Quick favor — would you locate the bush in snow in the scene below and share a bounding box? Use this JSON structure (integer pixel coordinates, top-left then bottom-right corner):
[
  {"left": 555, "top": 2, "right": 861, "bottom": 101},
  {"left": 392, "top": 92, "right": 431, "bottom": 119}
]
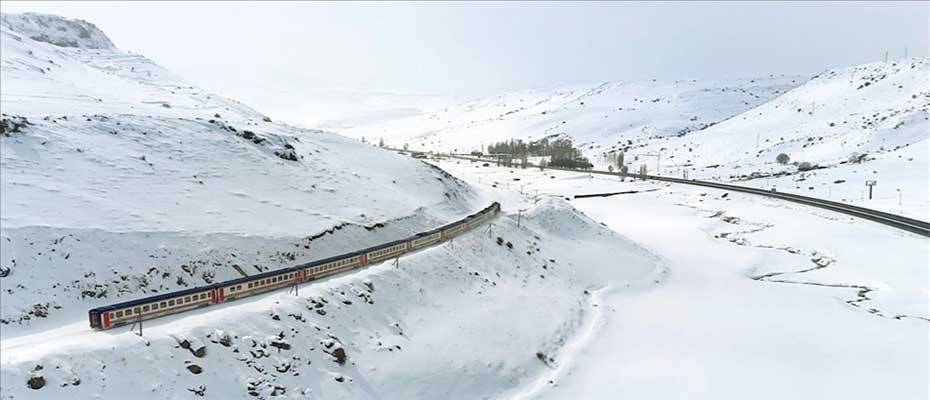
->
[
  {"left": 275, "top": 145, "right": 298, "bottom": 161},
  {"left": 27, "top": 366, "right": 45, "bottom": 390},
  {"left": 775, "top": 153, "right": 790, "bottom": 165},
  {"left": 848, "top": 152, "right": 868, "bottom": 164},
  {"left": 0, "top": 115, "right": 31, "bottom": 136},
  {"left": 797, "top": 161, "right": 817, "bottom": 172}
]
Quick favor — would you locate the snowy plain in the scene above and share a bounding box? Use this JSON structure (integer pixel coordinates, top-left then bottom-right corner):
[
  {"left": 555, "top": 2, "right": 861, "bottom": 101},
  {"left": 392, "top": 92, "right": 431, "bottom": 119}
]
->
[{"left": 427, "top": 158, "right": 929, "bottom": 399}]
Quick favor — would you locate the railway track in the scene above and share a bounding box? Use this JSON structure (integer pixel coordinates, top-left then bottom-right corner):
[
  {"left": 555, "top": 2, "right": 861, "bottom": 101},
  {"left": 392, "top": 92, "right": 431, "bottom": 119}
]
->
[{"left": 430, "top": 153, "right": 930, "bottom": 237}]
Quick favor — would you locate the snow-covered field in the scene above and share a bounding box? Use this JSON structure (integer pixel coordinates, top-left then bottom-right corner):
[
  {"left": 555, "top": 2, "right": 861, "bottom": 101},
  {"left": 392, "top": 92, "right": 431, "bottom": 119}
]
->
[{"left": 428, "top": 158, "right": 929, "bottom": 399}]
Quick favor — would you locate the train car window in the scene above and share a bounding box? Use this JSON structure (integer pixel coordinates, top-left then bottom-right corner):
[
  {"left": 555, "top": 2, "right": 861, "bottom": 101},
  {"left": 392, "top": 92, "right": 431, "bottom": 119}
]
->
[
  {"left": 116, "top": 311, "right": 123, "bottom": 317},
  {"left": 169, "top": 300, "right": 175, "bottom": 306},
  {"left": 161, "top": 302, "right": 167, "bottom": 308},
  {"left": 143, "top": 305, "right": 150, "bottom": 312},
  {"left": 248, "top": 283, "right": 253, "bottom": 288},
  {"left": 236, "top": 285, "right": 241, "bottom": 290},
  {"left": 200, "top": 293, "right": 206, "bottom": 300},
  {"left": 110, "top": 312, "right": 115, "bottom": 319},
  {"left": 134, "top": 307, "right": 141, "bottom": 314}
]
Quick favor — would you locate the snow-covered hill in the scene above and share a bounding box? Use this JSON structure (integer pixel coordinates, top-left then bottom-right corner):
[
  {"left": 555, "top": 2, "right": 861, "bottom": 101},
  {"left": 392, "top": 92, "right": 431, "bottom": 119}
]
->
[
  {"left": 346, "top": 59, "right": 929, "bottom": 218},
  {"left": 0, "top": 13, "right": 664, "bottom": 399},
  {"left": 343, "top": 76, "right": 802, "bottom": 157},
  {"left": 263, "top": 88, "right": 456, "bottom": 132},
  {"left": 0, "top": 12, "right": 114, "bottom": 49},
  {"left": 657, "top": 59, "right": 930, "bottom": 217},
  {"left": 0, "top": 10, "right": 489, "bottom": 328},
  {"left": 0, "top": 12, "right": 477, "bottom": 237}
]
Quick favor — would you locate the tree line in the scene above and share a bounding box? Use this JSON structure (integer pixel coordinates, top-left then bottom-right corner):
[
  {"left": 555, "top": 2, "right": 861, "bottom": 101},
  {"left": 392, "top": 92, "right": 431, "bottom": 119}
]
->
[{"left": 486, "top": 137, "right": 593, "bottom": 169}]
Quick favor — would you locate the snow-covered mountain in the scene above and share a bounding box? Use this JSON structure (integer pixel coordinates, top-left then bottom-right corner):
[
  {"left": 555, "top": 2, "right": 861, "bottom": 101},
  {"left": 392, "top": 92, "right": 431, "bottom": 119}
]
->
[
  {"left": 258, "top": 88, "right": 456, "bottom": 132},
  {"left": 0, "top": 12, "right": 114, "bottom": 49},
  {"left": 345, "top": 59, "right": 930, "bottom": 218},
  {"left": 0, "top": 12, "right": 476, "bottom": 236},
  {"left": 343, "top": 76, "right": 803, "bottom": 156},
  {"left": 653, "top": 59, "right": 930, "bottom": 217}
]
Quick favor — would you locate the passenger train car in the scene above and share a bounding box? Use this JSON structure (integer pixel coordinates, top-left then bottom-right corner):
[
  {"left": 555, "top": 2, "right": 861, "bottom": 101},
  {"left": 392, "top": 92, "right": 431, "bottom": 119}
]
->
[{"left": 88, "top": 202, "right": 500, "bottom": 330}]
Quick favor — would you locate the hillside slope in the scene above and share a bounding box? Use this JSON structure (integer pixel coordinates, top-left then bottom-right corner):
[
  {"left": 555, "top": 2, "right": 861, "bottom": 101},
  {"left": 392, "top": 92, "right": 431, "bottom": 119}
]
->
[
  {"left": 661, "top": 59, "right": 930, "bottom": 217},
  {"left": 346, "top": 59, "right": 929, "bottom": 217},
  {"left": 1, "top": 13, "right": 665, "bottom": 399},
  {"left": 343, "top": 76, "right": 802, "bottom": 158},
  {"left": 1, "top": 13, "right": 478, "bottom": 236},
  {"left": 0, "top": 12, "right": 482, "bottom": 331}
]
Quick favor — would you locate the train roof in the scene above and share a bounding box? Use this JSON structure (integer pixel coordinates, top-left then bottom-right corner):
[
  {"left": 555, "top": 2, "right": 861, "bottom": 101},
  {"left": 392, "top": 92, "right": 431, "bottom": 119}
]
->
[
  {"left": 89, "top": 203, "right": 499, "bottom": 314},
  {"left": 90, "top": 284, "right": 217, "bottom": 313}
]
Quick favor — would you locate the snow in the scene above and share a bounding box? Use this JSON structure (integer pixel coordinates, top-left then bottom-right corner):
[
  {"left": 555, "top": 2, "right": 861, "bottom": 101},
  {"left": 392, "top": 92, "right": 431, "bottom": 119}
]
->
[
  {"left": 1, "top": 13, "right": 114, "bottom": 50},
  {"left": 344, "top": 59, "right": 930, "bottom": 218},
  {"left": 262, "top": 88, "right": 457, "bottom": 132},
  {"left": 0, "top": 195, "right": 663, "bottom": 399},
  {"left": 2, "top": 11, "right": 926, "bottom": 400},
  {"left": 1, "top": 12, "right": 664, "bottom": 400},
  {"left": 0, "top": 13, "right": 477, "bottom": 236},
  {"left": 344, "top": 77, "right": 801, "bottom": 156},
  {"left": 429, "top": 158, "right": 929, "bottom": 399}
]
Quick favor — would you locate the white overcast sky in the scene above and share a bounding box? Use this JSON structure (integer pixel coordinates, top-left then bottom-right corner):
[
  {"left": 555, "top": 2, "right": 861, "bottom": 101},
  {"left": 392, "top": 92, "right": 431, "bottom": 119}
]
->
[{"left": 1, "top": 1, "right": 927, "bottom": 104}]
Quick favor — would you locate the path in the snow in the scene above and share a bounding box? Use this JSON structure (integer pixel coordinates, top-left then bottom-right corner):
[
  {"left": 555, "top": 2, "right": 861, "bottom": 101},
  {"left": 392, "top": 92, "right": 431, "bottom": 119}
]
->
[{"left": 508, "top": 287, "right": 606, "bottom": 400}]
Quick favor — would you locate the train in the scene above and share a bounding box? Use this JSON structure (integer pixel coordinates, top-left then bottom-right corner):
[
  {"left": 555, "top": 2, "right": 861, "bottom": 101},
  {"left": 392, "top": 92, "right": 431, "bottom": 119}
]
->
[{"left": 88, "top": 202, "right": 501, "bottom": 330}]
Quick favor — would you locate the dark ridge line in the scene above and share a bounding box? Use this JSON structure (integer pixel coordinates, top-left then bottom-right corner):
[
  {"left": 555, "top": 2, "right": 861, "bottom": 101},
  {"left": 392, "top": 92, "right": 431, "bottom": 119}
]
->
[{"left": 573, "top": 188, "right": 660, "bottom": 199}]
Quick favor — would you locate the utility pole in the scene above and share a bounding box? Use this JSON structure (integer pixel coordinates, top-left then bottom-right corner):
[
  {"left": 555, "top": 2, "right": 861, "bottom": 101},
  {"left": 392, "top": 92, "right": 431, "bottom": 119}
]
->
[
  {"left": 130, "top": 314, "right": 143, "bottom": 337},
  {"left": 865, "top": 180, "right": 877, "bottom": 200}
]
